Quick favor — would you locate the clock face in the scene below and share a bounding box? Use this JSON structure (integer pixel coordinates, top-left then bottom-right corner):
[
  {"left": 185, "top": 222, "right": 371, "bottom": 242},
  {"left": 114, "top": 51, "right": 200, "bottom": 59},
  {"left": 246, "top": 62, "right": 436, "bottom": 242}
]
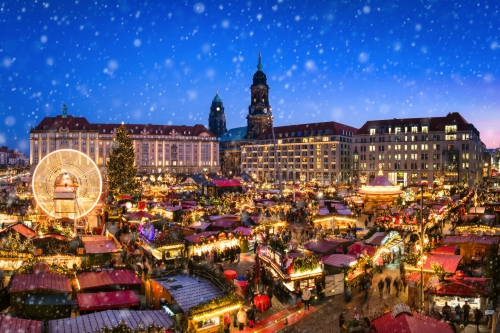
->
[
  {"left": 262, "top": 98, "right": 265, "bottom": 102},
  {"left": 253, "top": 98, "right": 256, "bottom": 102},
  {"left": 263, "top": 108, "right": 268, "bottom": 113},
  {"left": 216, "top": 107, "right": 220, "bottom": 111},
  {"left": 250, "top": 108, "right": 254, "bottom": 114}
]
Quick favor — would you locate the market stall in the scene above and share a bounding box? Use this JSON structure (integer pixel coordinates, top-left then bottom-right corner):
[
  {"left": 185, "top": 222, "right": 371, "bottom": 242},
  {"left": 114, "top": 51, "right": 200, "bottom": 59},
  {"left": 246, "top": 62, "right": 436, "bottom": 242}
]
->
[
  {"left": 185, "top": 231, "right": 240, "bottom": 262},
  {"left": 256, "top": 245, "right": 323, "bottom": 297}
]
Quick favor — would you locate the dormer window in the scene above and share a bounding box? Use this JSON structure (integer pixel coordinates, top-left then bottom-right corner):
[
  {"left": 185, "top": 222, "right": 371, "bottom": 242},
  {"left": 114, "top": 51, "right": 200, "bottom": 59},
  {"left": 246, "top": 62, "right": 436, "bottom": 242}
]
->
[
  {"left": 369, "top": 128, "right": 376, "bottom": 135},
  {"left": 422, "top": 125, "right": 429, "bottom": 133},
  {"left": 103, "top": 129, "right": 106, "bottom": 133}
]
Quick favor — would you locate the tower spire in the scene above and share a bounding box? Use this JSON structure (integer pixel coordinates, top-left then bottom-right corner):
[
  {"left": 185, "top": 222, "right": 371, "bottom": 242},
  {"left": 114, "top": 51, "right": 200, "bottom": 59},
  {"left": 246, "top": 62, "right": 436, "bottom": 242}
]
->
[{"left": 257, "top": 51, "right": 263, "bottom": 72}]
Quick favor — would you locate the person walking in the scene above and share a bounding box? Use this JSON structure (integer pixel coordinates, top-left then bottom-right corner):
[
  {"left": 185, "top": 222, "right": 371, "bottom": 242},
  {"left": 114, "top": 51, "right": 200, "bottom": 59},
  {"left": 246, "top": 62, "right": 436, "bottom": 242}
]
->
[
  {"left": 473, "top": 308, "right": 483, "bottom": 333},
  {"left": 339, "top": 311, "right": 346, "bottom": 330},
  {"left": 393, "top": 277, "right": 400, "bottom": 297},
  {"left": 385, "top": 275, "right": 392, "bottom": 294},
  {"left": 402, "top": 277, "right": 407, "bottom": 293},
  {"left": 442, "top": 302, "right": 452, "bottom": 321},
  {"left": 247, "top": 301, "right": 257, "bottom": 328},
  {"left": 378, "top": 279, "right": 384, "bottom": 298},
  {"left": 455, "top": 303, "right": 463, "bottom": 325},
  {"left": 463, "top": 300, "right": 471, "bottom": 326},
  {"left": 302, "top": 287, "right": 312, "bottom": 310},
  {"left": 237, "top": 306, "right": 247, "bottom": 331},
  {"left": 266, "top": 285, "right": 274, "bottom": 308}
]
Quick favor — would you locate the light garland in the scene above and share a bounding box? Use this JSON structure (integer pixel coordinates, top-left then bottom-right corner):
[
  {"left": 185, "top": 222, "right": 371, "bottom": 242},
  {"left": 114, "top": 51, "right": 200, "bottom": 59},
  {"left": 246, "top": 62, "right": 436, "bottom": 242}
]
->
[{"left": 192, "top": 303, "right": 241, "bottom": 322}]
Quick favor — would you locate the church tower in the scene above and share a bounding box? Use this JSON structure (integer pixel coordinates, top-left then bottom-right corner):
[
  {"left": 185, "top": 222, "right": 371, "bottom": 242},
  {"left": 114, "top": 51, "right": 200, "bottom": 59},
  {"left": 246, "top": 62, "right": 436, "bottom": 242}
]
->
[
  {"left": 246, "top": 54, "right": 272, "bottom": 139},
  {"left": 208, "top": 91, "right": 227, "bottom": 136}
]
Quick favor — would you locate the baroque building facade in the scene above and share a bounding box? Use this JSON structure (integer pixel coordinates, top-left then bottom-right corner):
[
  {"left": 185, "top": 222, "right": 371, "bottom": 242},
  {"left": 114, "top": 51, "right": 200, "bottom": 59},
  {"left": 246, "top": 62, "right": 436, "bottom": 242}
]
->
[
  {"left": 352, "top": 112, "right": 484, "bottom": 188},
  {"left": 241, "top": 122, "right": 358, "bottom": 184},
  {"left": 30, "top": 109, "right": 219, "bottom": 177}
]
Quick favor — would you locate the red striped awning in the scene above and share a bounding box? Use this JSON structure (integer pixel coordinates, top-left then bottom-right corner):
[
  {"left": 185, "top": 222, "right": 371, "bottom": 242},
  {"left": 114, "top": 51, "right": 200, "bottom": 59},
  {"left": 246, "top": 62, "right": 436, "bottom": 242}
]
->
[{"left": 77, "top": 290, "right": 139, "bottom": 311}]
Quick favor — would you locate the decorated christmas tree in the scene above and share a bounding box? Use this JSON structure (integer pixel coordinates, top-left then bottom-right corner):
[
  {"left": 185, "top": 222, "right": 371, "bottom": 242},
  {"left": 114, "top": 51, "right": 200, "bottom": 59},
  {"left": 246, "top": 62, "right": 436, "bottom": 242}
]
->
[{"left": 106, "top": 123, "right": 141, "bottom": 198}]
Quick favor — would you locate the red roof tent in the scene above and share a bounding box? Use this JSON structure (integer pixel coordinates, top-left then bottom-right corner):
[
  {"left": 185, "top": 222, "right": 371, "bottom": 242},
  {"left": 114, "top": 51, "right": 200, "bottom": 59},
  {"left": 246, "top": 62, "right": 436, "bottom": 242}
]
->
[
  {"left": 431, "top": 245, "right": 457, "bottom": 255},
  {"left": 211, "top": 179, "right": 242, "bottom": 187},
  {"left": 77, "top": 290, "right": 139, "bottom": 311},
  {"left": 233, "top": 227, "right": 252, "bottom": 236},
  {"left": 304, "top": 238, "right": 351, "bottom": 254},
  {"left": 321, "top": 254, "right": 356, "bottom": 267},
  {"left": 371, "top": 310, "right": 454, "bottom": 333},
  {"left": 422, "top": 254, "right": 463, "bottom": 273},
  {"left": 211, "top": 219, "right": 240, "bottom": 229},
  {"left": 432, "top": 283, "right": 485, "bottom": 297},
  {"left": 441, "top": 235, "right": 500, "bottom": 245},
  {"left": 0, "top": 315, "right": 43, "bottom": 333},
  {"left": 347, "top": 242, "right": 376, "bottom": 257},
  {"left": 9, "top": 272, "right": 72, "bottom": 293},
  {"left": 9, "top": 223, "right": 36, "bottom": 239},
  {"left": 77, "top": 270, "right": 143, "bottom": 290},
  {"left": 184, "top": 231, "right": 218, "bottom": 243},
  {"left": 82, "top": 236, "right": 120, "bottom": 254}
]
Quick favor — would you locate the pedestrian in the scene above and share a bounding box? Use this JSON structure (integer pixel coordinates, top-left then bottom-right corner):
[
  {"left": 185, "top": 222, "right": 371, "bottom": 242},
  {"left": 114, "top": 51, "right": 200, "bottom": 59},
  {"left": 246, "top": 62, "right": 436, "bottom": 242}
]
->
[
  {"left": 473, "top": 308, "right": 483, "bottom": 332},
  {"left": 266, "top": 285, "right": 273, "bottom": 308},
  {"left": 247, "top": 301, "right": 256, "bottom": 328},
  {"left": 442, "top": 302, "right": 452, "bottom": 321},
  {"left": 223, "top": 312, "right": 231, "bottom": 328},
  {"left": 463, "top": 300, "right": 471, "bottom": 326},
  {"left": 354, "top": 310, "right": 360, "bottom": 321},
  {"left": 302, "top": 287, "right": 312, "bottom": 310},
  {"left": 378, "top": 279, "right": 384, "bottom": 298},
  {"left": 237, "top": 306, "right": 247, "bottom": 331},
  {"left": 393, "top": 277, "right": 400, "bottom": 297},
  {"left": 402, "top": 277, "right": 407, "bottom": 293},
  {"left": 385, "top": 275, "right": 392, "bottom": 294},
  {"left": 237, "top": 245, "right": 241, "bottom": 263},
  {"left": 455, "top": 303, "right": 463, "bottom": 325},
  {"left": 339, "top": 311, "right": 346, "bottom": 329}
]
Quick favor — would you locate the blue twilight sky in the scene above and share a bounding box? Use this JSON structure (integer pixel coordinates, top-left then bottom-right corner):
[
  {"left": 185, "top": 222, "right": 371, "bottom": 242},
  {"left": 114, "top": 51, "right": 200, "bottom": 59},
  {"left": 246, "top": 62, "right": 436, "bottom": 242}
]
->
[{"left": 1, "top": 0, "right": 499, "bottom": 154}]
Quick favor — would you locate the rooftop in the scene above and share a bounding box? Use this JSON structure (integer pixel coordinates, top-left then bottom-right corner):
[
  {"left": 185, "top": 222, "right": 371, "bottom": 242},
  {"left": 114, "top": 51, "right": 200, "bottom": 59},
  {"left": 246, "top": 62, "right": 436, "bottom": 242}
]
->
[
  {"left": 153, "top": 275, "right": 223, "bottom": 313},
  {"left": 9, "top": 272, "right": 72, "bottom": 293},
  {"left": 0, "top": 315, "right": 43, "bottom": 333},
  {"left": 48, "top": 310, "right": 173, "bottom": 333},
  {"left": 77, "top": 269, "right": 143, "bottom": 290},
  {"left": 255, "top": 121, "right": 358, "bottom": 140},
  {"left": 77, "top": 290, "right": 139, "bottom": 312},
  {"left": 441, "top": 235, "right": 499, "bottom": 245}
]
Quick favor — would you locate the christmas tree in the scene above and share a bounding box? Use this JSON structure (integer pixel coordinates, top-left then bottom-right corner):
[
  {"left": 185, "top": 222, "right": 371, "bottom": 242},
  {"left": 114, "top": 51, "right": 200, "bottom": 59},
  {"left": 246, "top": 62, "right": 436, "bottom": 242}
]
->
[{"left": 106, "top": 123, "right": 141, "bottom": 198}]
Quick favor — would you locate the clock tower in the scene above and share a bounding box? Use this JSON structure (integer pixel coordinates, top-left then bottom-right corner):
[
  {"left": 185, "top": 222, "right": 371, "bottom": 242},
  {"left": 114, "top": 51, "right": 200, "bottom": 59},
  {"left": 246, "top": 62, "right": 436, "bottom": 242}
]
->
[
  {"left": 246, "top": 54, "right": 272, "bottom": 139},
  {"left": 208, "top": 91, "right": 227, "bottom": 136}
]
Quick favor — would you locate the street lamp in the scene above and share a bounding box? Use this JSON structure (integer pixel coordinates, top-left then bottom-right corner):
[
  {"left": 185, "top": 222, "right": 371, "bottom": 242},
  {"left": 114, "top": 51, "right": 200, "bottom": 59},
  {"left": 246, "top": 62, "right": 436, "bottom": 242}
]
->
[{"left": 415, "top": 182, "right": 427, "bottom": 311}]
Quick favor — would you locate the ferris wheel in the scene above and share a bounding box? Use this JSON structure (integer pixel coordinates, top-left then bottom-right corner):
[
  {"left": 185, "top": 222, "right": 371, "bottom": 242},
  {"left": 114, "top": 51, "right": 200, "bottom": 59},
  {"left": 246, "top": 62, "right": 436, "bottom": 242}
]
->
[{"left": 32, "top": 149, "right": 102, "bottom": 220}]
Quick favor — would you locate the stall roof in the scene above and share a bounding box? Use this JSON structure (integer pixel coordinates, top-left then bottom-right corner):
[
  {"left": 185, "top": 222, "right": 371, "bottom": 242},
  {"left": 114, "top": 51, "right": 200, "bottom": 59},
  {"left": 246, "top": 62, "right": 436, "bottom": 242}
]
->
[
  {"left": 184, "top": 231, "right": 218, "bottom": 243},
  {"left": 208, "top": 214, "right": 238, "bottom": 221},
  {"left": 347, "top": 242, "right": 376, "bottom": 257},
  {"left": 442, "top": 235, "right": 499, "bottom": 246},
  {"left": 82, "top": 236, "right": 120, "bottom": 254},
  {"left": 77, "top": 290, "right": 139, "bottom": 311},
  {"left": 77, "top": 270, "right": 143, "bottom": 290},
  {"left": 186, "top": 222, "right": 211, "bottom": 230},
  {"left": 432, "top": 282, "right": 483, "bottom": 297},
  {"left": 211, "top": 219, "right": 239, "bottom": 228},
  {"left": 211, "top": 179, "right": 242, "bottom": 187},
  {"left": 9, "top": 272, "right": 72, "bottom": 293},
  {"left": 321, "top": 254, "right": 356, "bottom": 267},
  {"left": 32, "top": 233, "right": 71, "bottom": 242},
  {"left": 423, "top": 254, "right": 463, "bottom": 273},
  {"left": 0, "top": 315, "right": 43, "bottom": 333},
  {"left": 48, "top": 310, "right": 173, "bottom": 333},
  {"left": 304, "top": 239, "right": 347, "bottom": 254},
  {"left": 431, "top": 245, "right": 457, "bottom": 255},
  {"left": 233, "top": 227, "right": 252, "bottom": 236},
  {"left": 365, "top": 232, "right": 387, "bottom": 246},
  {"left": 371, "top": 309, "right": 453, "bottom": 333},
  {"left": 153, "top": 275, "right": 223, "bottom": 313},
  {"left": 1, "top": 222, "right": 37, "bottom": 239}
]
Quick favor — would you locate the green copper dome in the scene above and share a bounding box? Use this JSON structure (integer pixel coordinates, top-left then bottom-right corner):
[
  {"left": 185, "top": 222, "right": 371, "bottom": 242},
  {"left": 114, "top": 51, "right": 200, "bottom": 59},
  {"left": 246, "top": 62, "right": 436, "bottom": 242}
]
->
[{"left": 212, "top": 92, "right": 222, "bottom": 103}]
